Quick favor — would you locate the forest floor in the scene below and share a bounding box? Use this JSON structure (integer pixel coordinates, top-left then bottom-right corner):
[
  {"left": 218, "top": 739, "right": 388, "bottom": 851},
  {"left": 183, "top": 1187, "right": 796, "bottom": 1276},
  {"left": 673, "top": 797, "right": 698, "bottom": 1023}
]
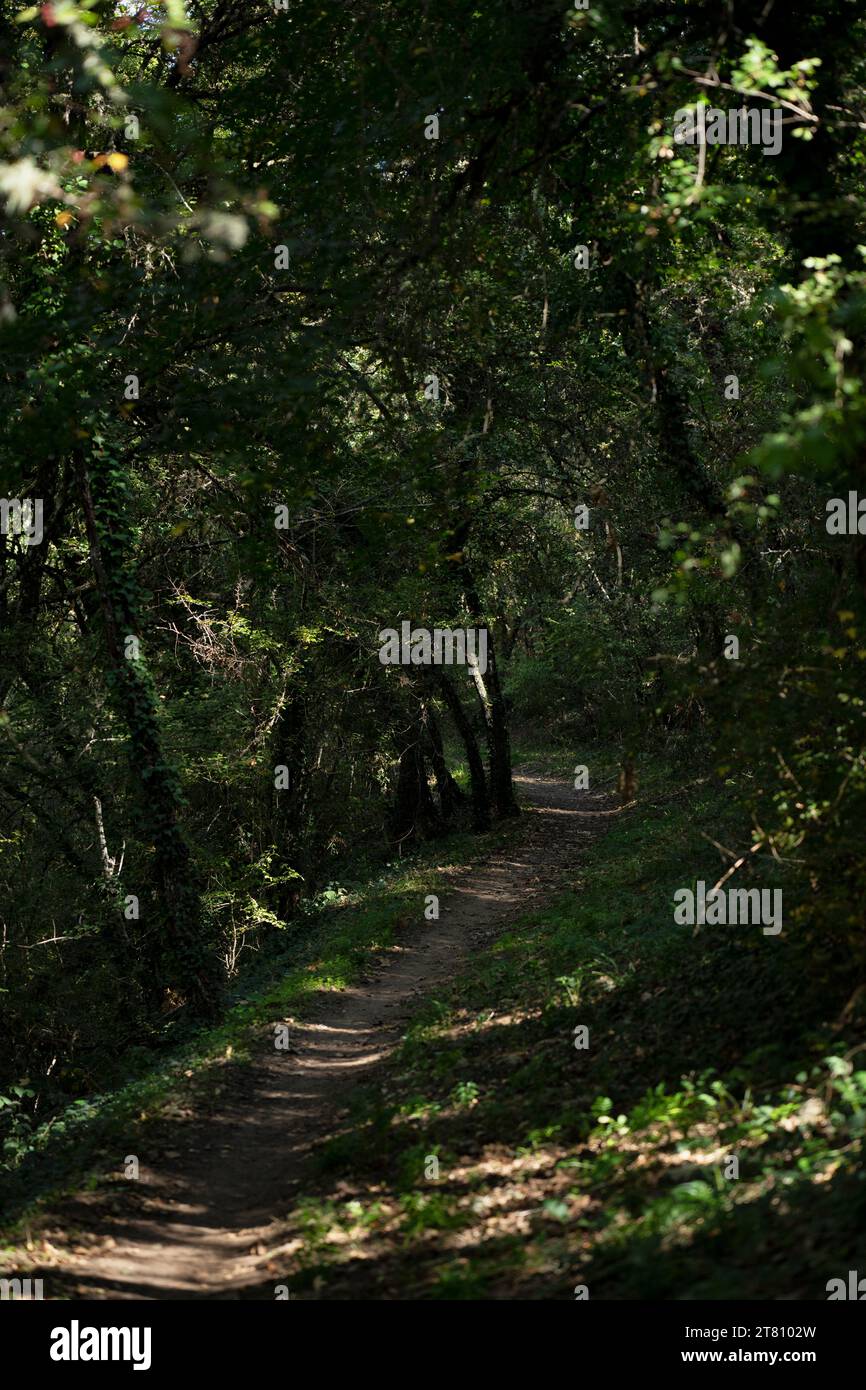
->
[
  {"left": 6, "top": 752, "right": 864, "bottom": 1300},
  {"left": 15, "top": 770, "right": 613, "bottom": 1299}
]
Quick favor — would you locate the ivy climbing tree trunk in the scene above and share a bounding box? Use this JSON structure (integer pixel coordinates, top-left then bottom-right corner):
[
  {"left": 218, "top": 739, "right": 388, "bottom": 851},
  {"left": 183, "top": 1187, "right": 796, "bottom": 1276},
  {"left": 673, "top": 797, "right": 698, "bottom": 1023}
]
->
[{"left": 77, "top": 446, "right": 222, "bottom": 1018}]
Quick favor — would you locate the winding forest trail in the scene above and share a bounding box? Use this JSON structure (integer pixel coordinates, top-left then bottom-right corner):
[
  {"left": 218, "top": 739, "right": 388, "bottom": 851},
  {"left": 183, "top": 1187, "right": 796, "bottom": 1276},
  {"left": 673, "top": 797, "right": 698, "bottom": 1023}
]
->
[{"left": 40, "top": 772, "right": 612, "bottom": 1299}]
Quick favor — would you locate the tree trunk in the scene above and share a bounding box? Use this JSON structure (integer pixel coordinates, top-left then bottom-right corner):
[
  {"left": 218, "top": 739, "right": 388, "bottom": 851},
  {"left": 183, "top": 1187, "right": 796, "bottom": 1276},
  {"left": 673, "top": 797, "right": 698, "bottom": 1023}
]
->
[
  {"left": 422, "top": 697, "right": 466, "bottom": 819},
  {"left": 270, "top": 683, "right": 308, "bottom": 918},
  {"left": 389, "top": 715, "right": 440, "bottom": 846},
  {"left": 466, "top": 638, "right": 519, "bottom": 818},
  {"left": 78, "top": 449, "right": 221, "bottom": 1018},
  {"left": 435, "top": 671, "right": 491, "bottom": 831}
]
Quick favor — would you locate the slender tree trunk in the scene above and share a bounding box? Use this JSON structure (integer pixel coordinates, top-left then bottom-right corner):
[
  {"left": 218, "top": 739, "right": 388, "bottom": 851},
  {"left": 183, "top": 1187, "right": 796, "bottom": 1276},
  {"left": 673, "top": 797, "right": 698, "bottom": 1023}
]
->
[
  {"left": 270, "top": 684, "right": 308, "bottom": 918},
  {"left": 435, "top": 671, "right": 491, "bottom": 831},
  {"left": 422, "top": 698, "right": 465, "bottom": 819},
  {"left": 448, "top": 531, "right": 519, "bottom": 818},
  {"left": 466, "top": 637, "right": 519, "bottom": 818},
  {"left": 437, "top": 426, "right": 519, "bottom": 820}
]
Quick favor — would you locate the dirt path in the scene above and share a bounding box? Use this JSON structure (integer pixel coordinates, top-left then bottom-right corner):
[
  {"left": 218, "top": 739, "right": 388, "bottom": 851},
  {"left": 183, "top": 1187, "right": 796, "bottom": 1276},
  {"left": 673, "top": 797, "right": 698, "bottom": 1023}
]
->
[{"left": 35, "top": 772, "right": 610, "bottom": 1299}]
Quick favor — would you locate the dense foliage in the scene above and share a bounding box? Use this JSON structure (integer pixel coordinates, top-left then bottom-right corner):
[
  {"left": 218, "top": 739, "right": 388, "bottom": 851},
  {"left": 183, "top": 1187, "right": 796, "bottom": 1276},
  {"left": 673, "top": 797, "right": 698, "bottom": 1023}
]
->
[{"left": 2, "top": 0, "right": 865, "bottom": 1211}]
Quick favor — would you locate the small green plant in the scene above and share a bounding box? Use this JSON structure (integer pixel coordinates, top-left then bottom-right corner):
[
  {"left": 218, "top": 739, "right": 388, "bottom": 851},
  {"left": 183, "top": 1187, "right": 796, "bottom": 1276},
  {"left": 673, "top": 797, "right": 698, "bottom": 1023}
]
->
[{"left": 450, "top": 1080, "right": 480, "bottom": 1108}]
